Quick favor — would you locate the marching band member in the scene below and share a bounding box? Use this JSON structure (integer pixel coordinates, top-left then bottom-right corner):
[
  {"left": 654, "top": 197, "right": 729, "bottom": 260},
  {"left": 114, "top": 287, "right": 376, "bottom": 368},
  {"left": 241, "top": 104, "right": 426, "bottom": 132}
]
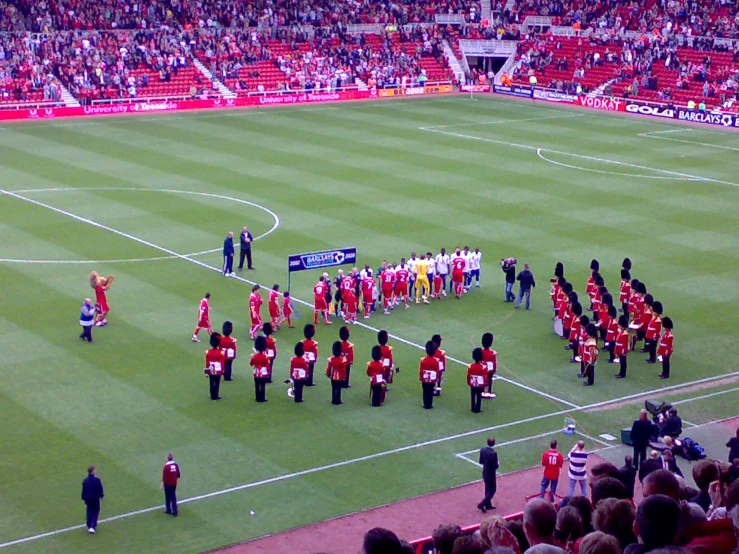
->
[
  {"left": 645, "top": 301, "right": 663, "bottom": 364},
  {"left": 419, "top": 341, "right": 439, "bottom": 410},
  {"left": 301, "top": 324, "right": 318, "bottom": 386},
  {"left": 568, "top": 304, "right": 583, "bottom": 362},
  {"left": 658, "top": 317, "right": 674, "bottom": 380},
  {"left": 636, "top": 293, "right": 654, "bottom": 353},
  {"left": 378, "top": 330, "right": 396, "bottom": 385},
  {"left": 582, "top": 324, "right": 599, "bottom": 387},
  {"left": 614, "top": 315, "right": 630, "bottom": 379},
  {"left": 597, "top": 292, "right": 613, "bottom": 340},
  {"left": 628, "top": 282, "right": 646, "bottom": 350},
  {"left": 586, "top": 259, "right": 599, "bottom": 310},
  {"left": 204, "top": 333, "right": 225, "bottom": 400},
  {"left": 603, "top": 305, "right": 619, "bottom": 363},
  {"left": 263, "top": 322, "right": 276, "bottom": 383},
  {"left": 367, "top": 345, "right": 386, "bottom": 407},
  {"left": 250, "top": 336, "right": 271, "bottom": 402},
  {"left": 467, "top": 348, "right": 488, "bottom": 413},
  {"left": 619, "top": 269, "right": 632, "bottom": 314},
  {"left": 290, "top": 342, "right": 309, "bottom": 403},
  {"left": 339, "top": 326, "right": 354, "bottom": 388},
  {"left": 576, "top": 314, "right": 590, "bottom": 372},
  {"left": 326, "top": 341, "right": 347, "bottom": 405},
  {"left": 481, "top": 332, "right": 497, "bottom": 399},
  {"left": 563, "top": 291, "right": 577, "bottom": 346},
  {"left": 220, "top": 321, "right": 237, "bottom": 381},
  {"left": 431, "top": 334, "right": 446, "bottom": 395}
]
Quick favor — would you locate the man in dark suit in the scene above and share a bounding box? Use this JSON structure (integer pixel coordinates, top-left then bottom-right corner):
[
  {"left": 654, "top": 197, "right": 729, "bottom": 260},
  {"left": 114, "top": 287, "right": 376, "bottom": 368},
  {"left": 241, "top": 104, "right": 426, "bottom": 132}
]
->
[
  {"left": 81, "top": 466, "right": 104, "bottom": 534},
  {"left": 639, "top": 450, "right": 662, "bottom": 483},
  {"left": 658, "top": 449, "right": 684, "bottom": 478},
  {"left": 477, "top": 437, "right": 499, "bottom": 513},
  {"left": 222, "top": 232, "right": 234, "bottom": 277},
  {"left": 238, "top": 226, "right": 254, "bottom": 271},
  {"left": 630, "top": 409, "right": 655, "bottom": 469},
  {"left": 660, "top": 409, "right": 683, "bottom": 439},
  {"left": 619, "top": 455, "right": 638, "bottom": 500}
]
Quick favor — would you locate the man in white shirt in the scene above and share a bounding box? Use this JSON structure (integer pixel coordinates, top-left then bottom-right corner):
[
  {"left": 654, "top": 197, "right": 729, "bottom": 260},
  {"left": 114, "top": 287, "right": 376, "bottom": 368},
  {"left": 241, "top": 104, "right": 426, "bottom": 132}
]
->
[
  {"left": 407, "top": 252, "right": 420, "bottom": 299},
  {"left": 469, "top": 248, "right": 482, "bottom": 288},
  {"left": 435, "top": 249, "right": 450, "bottom": 297}
]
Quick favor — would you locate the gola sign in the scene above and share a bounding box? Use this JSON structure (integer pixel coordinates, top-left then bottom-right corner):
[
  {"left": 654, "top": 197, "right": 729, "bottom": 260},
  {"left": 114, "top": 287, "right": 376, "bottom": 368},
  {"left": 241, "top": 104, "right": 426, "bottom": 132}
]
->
[
  {"left": 577, "top": 96, "right": 624, "bottom": 111},
  {"left": 626, "top": 104, "right": 675, "bottom": 118}
]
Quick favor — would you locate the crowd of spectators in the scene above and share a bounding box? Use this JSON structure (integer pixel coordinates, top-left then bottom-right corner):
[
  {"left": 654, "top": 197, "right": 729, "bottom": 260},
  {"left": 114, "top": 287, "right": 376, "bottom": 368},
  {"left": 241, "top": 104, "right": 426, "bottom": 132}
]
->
[{"left": 0, "top": 32, "right": 62, "bottom": 103}]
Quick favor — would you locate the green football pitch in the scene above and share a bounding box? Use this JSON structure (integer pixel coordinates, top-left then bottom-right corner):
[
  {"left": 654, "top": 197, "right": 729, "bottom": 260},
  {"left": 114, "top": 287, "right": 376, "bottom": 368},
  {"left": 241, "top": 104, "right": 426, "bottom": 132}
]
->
[{"left": 0, "top": 95, "right": 737, "bottom": 553}]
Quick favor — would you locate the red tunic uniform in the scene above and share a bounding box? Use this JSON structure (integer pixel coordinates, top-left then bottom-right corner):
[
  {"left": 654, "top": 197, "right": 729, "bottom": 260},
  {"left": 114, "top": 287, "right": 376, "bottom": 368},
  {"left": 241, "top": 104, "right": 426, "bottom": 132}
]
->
[
  {"left": 269, "top": 290, "right": 280, "bottom": 319},
  {"left": 95, "top": 285, "right": 110, "bottom": 315},
  {"left": 569, "top": 318, "right": 582, "bottom": 342},
  {"left": 326, "top": 356, "right": 347, "bottom": 381},
  {"left": 205, "top": 348, "right": 225, "bottom": 376},
  {"left": 341, "top": 276, "right": 354, "bottom": 301},
  {"left": 220, "top": 335, "right": 237, "bottom": 360},
  {"left": 302, "top": 339, "right": 318, "bottom": 366},
  {"left": 340, "top": 340, "right": 354, "bottom": 365},
  {"left": 605, "top": 318, "right": 619, "bottom": 344},
  {"left": 250, "top": 352, "right": 271, "bottom": 378},
  {"left": 361, "top": 277, "right": 374, "bottom": 304},
  {"left": 657, "top": 331, "right": 674, "bottom": 358},
  {"left": 586, "top": 276, "right": 596, "bottom": 300},
  {"left": 395, "top": 268, "right": 409, "bottom": 296},
  {"left": 433, "top": 348, "right": 447, "bottom": 376},
  {"left": 582, "top": 339, "right": 598, "bottom": 366},
  {"left": 313, "top": 282, "right": 328, "bottom": 311},
  {"left": 467, "top": 362, "right": 488, "bottom": 388},
  {"left": 367, "top": 360, "right": 385, "bottom": 386},
  {"left": 419, "top": 356, "right": 439, "bottom": 383},
  {"left": 265, "top": 337, "right": 277, "bottom": 364},
  {"left": 645, "top": 314, "right": 663, "bottom": 341},
  {"left": 290, "top": 356, "right": 309, "bottom": 381},
  {"left": 614, "top": 329, "right": 630, "bottom": 357},
  {"left": 481, "top": 348, "right": 497, "bottom": 377},
  {"left": 380, "top": 269, "right": 395, "bottom": 299},
  {"left": 619, "top": 279, "right": 631, "bottom": 305}
]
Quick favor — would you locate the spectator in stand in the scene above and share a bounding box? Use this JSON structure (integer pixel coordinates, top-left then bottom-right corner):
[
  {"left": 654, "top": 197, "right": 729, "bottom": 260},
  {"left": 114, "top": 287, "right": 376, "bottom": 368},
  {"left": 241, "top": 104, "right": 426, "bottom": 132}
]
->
[
  {"left": 625, "top": 494, "right": 681, "bottom": 554},
  {"left": 540, "top": 440, "right": 564, "bottom": 502},
  {"left": 728, "top": 429, "right": 739, "bottom": 463},
  {"left": 593, "top": 498, "right": 637, "bottom": 550},
  {"left": 433, "top": 524, "right": 465, "bottom": 554},
  {"left": 578, "top": 532, "right": 621, "bottom": 554},
  {"left": 591, "top": 476, "right": 627, "bottom": 507},
  {"left": 522, "top": 498, "right": 564, "bottom": 553},
  {"left": 567, "top": 496, "right": 594, "bottom": 535},
  {"left": 554, "top": 506, "right": 583, "bottom": 550},
  {"left": 642, "top": 470, "right": 680, "bottom": 502},
  {"left": 480, "top": 516, "right": 521, "bottom": 554},
  {"left": 451, "top": 535, "right": 486, "bottom": 554},
  {"left": 362, "top": 527, "right": 402, "bottom": 554},
  {"left": 618, "top": 456, "right": 637, "bottom": 500},
  {"left": 640, "top": 451, "right": 665, "bottom": 485}
]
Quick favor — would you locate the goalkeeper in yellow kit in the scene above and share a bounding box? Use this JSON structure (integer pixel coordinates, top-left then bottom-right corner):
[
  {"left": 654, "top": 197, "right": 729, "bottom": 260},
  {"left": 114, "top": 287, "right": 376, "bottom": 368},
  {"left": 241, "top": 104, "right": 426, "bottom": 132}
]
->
[{"left": 414, "top": 257, "right": 431, "bottom": 304}]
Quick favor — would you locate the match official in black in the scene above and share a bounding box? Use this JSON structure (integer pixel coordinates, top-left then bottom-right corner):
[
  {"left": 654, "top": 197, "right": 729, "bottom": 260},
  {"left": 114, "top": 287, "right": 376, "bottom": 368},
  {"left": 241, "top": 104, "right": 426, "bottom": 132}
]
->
[
  {"left": 238, "top": 226, "right": 254, "bottom": 271},
  {"left": 81, "top": 465, "right": 104, "bottom": 534},
  {"left": 477, "top": 437, "right": 499, "bottom": 513},
  {"left": 223, "top": 231, "right": 234, "bottom": 277}
]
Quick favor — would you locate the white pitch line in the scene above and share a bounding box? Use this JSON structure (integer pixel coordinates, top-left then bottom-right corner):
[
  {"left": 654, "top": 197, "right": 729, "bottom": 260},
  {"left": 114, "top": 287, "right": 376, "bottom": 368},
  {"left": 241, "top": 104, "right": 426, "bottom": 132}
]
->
[
  {"left": 457, "top": 429, "right": 563, "bottom": 458},
  {"left": 455, "top": 453, "right": 482, "bottom": 467},
  {"left": 638, "top": 129, "right": 693, "bottom": 136},
  {"left": 574, "top": 430, "right": 612, "bottom": 447},
  {"left": 420, "top": 127, "right": 739, "bottom": 189},
  {"left": 672, "top": 386, "right": 739, "bottom": 405},
  {"left": 0, "top": 187, "right": 579, "bottom": 410},
  {"left": 421, "top": 113, "right": 585, "bottom": 130},
  {"left": 640, "top": 133, "right": 739, "bottom": 152}
]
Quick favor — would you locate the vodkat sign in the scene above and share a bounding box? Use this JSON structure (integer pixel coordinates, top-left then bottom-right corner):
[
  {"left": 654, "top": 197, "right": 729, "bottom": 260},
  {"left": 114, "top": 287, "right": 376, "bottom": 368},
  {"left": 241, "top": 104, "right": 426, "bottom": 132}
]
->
[{"left": 577, "top": 96, "right": 625, "bottom": 112}]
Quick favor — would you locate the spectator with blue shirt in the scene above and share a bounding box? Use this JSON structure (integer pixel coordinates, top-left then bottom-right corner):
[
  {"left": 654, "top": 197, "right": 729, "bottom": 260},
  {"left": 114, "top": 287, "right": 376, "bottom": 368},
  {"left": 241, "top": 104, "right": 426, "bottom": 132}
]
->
[
  {"left": 223, "top": 231, "right": 234, "bottom": 277},
  {"left": 79, "top": 297, "right": 95, "bottom": 343}
]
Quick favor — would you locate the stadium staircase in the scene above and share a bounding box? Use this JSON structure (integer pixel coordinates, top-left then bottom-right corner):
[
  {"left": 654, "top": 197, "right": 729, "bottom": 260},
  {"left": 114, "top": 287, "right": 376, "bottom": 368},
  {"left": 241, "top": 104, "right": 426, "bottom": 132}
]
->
[
  {"left": 443, "top": 39, "right": 467, "bottom": 84},
  {"left": 59, "top": 83, "right": 80, "bottom": 107},
  {"left": 192, "top": 58, "right": 236, "bottom": 99}
]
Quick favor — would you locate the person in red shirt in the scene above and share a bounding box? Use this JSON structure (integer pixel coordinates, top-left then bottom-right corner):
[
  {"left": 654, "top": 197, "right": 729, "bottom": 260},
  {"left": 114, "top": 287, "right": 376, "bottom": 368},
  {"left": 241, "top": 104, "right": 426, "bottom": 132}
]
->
[
  {"left": 481, "top": 332, "right": 498, "bottom": 399},
  {"left": 540, "top": 439, "right": 564, "bottom": 502},
  {"left": 467, "top": 348, "right": 488, "bottom": 413},
  {"left": 339, "top": 326, "right": 354, "bottom": 388},
  {"left": 586, "top": 259, "right": 599, "bottom": 310},
  {"left": 432, "top": 334, "right": 446, "bottom": 395},
  {"left": 250, "top": 336, "right": 271, "bottom": 402},
  {"left": 220, "top": 321, "right": 237, "bottom": 381},
  {"left": 451, "top": 254, "right": 465, "bottom": 299},
  {"left": 629, "top": 282, "right": 647, "bottom": 350},
  {"left": 562, "top": 292, "right": 577, "bottom": 345},
  {"left": 268, "top": 284, "right": 280, "bottom": 327},
  {"left": 658, "top": 317, "right": 674, "bottom": 380},
  {"left": 637, "top": 293, "right": 654, "bottom": 353},
  {"left": 263, "top": 322, "right": 277, "bottom": 383},
  {"left": 161, "top": 453, "right": 180, "bottom": 517},
  {"left": 276, "top": 291, "right": 294, "bottom": 329},
  {"left": 367, "top": 345, "right": 386, "bottom": 407},
  {"left": 326, "top": 341, "right": 347, "bottom": 405},
  {"left": 597, "top": 292, "right": 612, "bottom": 339},
  {"left": 360, "top": 275, "right": 375, "bottom": 319},
  {"left": 645, "top": 301, "right": 663, "bottom": 364},
  {"left": 289, "top": 342, "right": 308, "bottom": 403},
  {"left": 301, "top": 324, "right": 318, "bottom": 386},
  {"left": 192, "top": 292, "right": 211, "bottom": 342},
  {"left": 419, "top": 340, "right": 439, "bottom": 409},
  {"left": 249, "top": 285, "right": 263, "bottom": 339},
  {"left": 380, "top": 266, "right": 395, "bottom": 314},
  {"left": 614, "top": 315, "right": 630, "bottom": 379},
  {"left": 433, "top": 272, "right": 443, "bottom": 300},
  {"left": 378, "top": 330, "right": 396, "bottom": 385},
  {"left": 313, "top": 277, "right": 331, "bottom": 325},
  {"left": 619, "top": 269, "right": 632, "bottom": 314},
  {"left": 90, "top": 272, "right": 114, "bottom": 327},
  {"left": 204, "top": 333, "right": 225, "bottom": 401},
  {"left": 344, "top": 291, "right": 359, "bottom": 324}
]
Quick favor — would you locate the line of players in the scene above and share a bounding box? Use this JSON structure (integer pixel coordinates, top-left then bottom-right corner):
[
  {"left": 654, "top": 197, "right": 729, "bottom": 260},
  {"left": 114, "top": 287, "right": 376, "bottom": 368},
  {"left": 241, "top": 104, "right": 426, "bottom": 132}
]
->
[
  {"left": 551, "top": 258, "right": 675, "bottom": 387},
  {"left": 200, "top": 318, "right": 501, "bottom": 413}
]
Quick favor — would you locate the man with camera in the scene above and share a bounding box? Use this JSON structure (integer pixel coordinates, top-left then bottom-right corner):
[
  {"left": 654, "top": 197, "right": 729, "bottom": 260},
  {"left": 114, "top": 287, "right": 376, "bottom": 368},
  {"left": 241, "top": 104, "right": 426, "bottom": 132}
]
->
[{"left": 501, "top": 258, "right": 517, "bottom": 302}]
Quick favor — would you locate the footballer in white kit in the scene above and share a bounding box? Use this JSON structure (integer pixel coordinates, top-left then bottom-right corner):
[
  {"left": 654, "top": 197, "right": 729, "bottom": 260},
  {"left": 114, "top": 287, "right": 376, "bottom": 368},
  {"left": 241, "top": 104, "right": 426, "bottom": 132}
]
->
[
  {"left": 435, "top": 249, "right": 450, "bottom": 296},
  {"left": 469, "top": 248, "right": 482, "bottom": 288}
]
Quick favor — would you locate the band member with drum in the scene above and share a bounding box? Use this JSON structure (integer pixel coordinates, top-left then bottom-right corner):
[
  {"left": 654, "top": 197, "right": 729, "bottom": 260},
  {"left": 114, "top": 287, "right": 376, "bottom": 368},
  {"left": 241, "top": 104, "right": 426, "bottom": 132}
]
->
[
  {"left": 481, "top": 332, "right": 498, "bottom": 399},
  {"left": 467, "top": 348, "right": 488, "bottom": 413},
  {"left": 301, "top": 324, "right": 318, "bottom": 386},
  {"left": 204, "top": 333, "right": 225, "bottom": 400},
  {"left": 367, "top": 345, "right": 386, "bottom": 407},
  {"left": 582, "top": 324, "right": 599, "bottom": 387},
  {"left": 327, "top": 341, "right": 347, "bottom": 405},
  {"left": 250, "top": 336, "right": 271, "bottom": 402},
  {"left": 419, "top": 341, "right": 439, "bottom": 409},
  {"left": 290, "top": 342, "right": 309, "bottom": 403}
]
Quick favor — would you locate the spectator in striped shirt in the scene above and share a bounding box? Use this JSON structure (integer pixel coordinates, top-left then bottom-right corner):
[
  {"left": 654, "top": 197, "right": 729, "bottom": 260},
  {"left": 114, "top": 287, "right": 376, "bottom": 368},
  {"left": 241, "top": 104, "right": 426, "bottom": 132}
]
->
[{"left": 567, "top": 441, "right": 588, "bottom": 498}]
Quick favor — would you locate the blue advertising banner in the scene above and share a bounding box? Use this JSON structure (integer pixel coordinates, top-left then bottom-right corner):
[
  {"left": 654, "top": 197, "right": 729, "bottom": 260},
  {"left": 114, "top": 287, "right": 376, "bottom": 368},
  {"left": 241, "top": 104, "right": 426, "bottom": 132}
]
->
[{"left": 288, "top": 247, "right": 357, "bottom": 273}]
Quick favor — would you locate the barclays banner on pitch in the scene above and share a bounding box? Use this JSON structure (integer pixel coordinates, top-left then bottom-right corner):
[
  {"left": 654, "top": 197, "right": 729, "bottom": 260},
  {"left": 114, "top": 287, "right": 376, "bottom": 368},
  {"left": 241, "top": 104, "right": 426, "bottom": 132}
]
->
[{"left": 288, "top": 247, "right": 357, "bottom": 272}]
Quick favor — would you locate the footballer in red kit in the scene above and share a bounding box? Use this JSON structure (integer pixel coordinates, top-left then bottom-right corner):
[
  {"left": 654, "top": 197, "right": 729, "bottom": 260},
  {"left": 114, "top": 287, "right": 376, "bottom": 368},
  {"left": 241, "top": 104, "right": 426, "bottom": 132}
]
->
[
  {"left": 249, "top": 285, "right": 263, "bottom": 339},
  {"left": 451, "top": 250, "right": 465, "bottom": 299},
  {"left": 361, "top": 276, "right": 374, "bottom": 319},
  {"left": 192, "top": 293, "right": 212, "bottom": 342},
  {"left": 313, "top": 277, "right": 331, "bottom": 325},
  {"left": 380, "top": 267, "right": 395, "bottom": 314},
  {"left": 268, "top": 285, "right": 280, "bottom": 326},
  {"left": 394, "top": 261, "right": 410, "bottom": 308},
  {"left": 344, "top": 291, "right": 358, "bottom": 324},
  {"left": 276, "top": 291, "right": 294, "bottom": 329}
]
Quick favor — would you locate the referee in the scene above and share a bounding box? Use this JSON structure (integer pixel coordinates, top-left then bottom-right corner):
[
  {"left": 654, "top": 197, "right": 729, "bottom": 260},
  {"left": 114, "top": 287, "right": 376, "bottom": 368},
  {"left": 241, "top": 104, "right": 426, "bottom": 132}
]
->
[
  {"left": 238, "top": 226, "right": 254, "bottom": 271},
  {"left": 223, "top": 232, "right": 234, "bottom": 277}
]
